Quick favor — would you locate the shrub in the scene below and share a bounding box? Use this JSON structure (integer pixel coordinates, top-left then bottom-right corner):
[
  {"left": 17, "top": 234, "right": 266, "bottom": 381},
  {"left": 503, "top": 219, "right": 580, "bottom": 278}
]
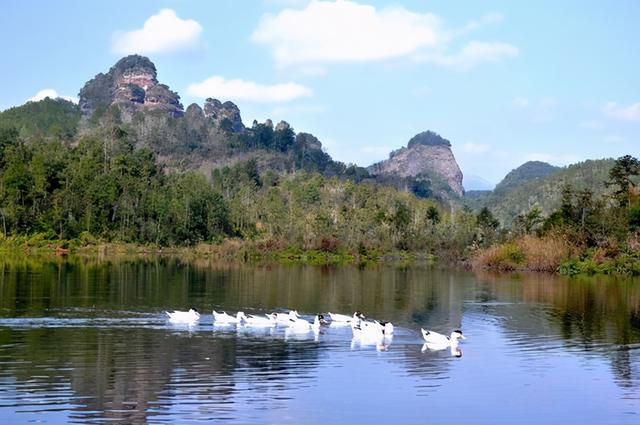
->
[{"left": 473, "top": 235, "right": 575, "bottom": 272}]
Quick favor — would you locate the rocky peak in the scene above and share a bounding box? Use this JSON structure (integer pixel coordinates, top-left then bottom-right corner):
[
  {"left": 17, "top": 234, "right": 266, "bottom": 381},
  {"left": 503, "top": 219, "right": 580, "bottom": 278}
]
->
[
  {"left": 79, "top": 55, "right": 183, "bottom": 119},
  {"left": 369, "top": 130, "right": 464, "bottom": 197},
  {"left": 296, "top": 132, "right": 323, "bottom": 150},
  {"left": 275, "top": 120, "right": 290, "bottom": 132},
  {"left": 144, "top": 84, "right": 183, "bottom": 118},
  {"left": 407, "top": 130, "right": 451, "bottom": 148},
  {"left": 204, "top": 98, "right": 244, "bottom": 132},
  {"left": 185, "top": 103, "right": 204, "bottom": 119}
]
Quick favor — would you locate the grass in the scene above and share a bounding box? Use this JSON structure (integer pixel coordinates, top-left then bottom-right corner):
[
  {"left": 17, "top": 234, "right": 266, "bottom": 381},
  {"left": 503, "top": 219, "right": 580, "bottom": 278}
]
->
[{"left": 473, "top": 235, "right": 575, "bottom": 273}]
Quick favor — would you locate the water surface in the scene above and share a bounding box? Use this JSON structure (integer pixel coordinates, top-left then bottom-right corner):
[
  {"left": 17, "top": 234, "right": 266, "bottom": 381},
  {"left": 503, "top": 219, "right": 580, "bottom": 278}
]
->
[{"left": 0, "top": 257, "right": 639, "bottom": 424}]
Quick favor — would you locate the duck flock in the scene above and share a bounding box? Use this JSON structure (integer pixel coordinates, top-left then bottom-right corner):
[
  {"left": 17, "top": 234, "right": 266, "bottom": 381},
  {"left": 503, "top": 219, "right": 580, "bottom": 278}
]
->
[{"left": 165, "top": 308, "right": 465, "bottom": 353}]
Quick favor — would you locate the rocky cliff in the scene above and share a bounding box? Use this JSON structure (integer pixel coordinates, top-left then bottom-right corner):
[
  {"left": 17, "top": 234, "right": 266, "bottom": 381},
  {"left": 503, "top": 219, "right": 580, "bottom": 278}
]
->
[
  {"left": 79, "top": 55, "right": 183, "bottom": 119},
  {"left": 44, "top": 56, "right": 464, "bottom": 201},
  {"left": 369, "top": 131, "right": 464, "bottom": 196},
  {"left": 203, "top": 98, "right": 244, "bottom": 132}
]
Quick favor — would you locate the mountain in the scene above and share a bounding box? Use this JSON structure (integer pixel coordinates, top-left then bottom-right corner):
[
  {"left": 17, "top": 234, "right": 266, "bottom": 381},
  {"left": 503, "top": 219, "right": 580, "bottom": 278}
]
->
[
  {"left": 76, "top": 56, "right": 467, "bottom": 200},
  {"left": 1, "top": 55, "right": 466, "bottom": 202},
  {"left": 79, "top": 55, "right": 183, "bottom": 119},
  {"left": 494, "top": 161, "right": 560, "bottom": 194},
  {"left": 480, "top": 159, "right": 617, "bottom": 226},
  {"left": 464, "top": 175, "right": 494, "bottom": 191},
  {"left": 0, "top": 97, "right": 80, "bottom": 140},
  {"left": 368, "top": 131, "right": 464, "bottom": 197}
]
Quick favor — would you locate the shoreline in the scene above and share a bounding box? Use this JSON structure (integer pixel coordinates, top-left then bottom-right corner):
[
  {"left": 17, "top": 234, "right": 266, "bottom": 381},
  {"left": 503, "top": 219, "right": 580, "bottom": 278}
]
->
[
  {"left": 1, "top": 235, "right": 638, "bottom": 277},
  {"left": 0, "top": 237, "right": 441, "bottom": 268}
]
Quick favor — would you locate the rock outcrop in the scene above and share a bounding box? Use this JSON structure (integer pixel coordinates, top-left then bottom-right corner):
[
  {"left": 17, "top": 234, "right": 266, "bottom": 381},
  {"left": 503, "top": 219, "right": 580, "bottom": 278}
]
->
[
  {"left": 275, "top": 120, "right": 290, "bottom": 131},
  {"left": 79, "top": 55, "right": 183, "bottom": 119},
  {"left": 204, "top": 98, "right": 244, "bottom": 132},
  {"left": 369, "top": 130, "right": 464, "bottom": 196}
]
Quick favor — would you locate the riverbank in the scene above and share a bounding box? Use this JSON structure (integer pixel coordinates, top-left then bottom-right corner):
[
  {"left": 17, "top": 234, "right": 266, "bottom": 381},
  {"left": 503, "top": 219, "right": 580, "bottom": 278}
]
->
[
  {"left": 0, "top": 234, "right": 440, "bottom": 268},
  {"left": 472, "top": 234, "right": 640, "bottom": 276},
  {"left": 3, "top": 233, "right": 639, "bottom": 276}
]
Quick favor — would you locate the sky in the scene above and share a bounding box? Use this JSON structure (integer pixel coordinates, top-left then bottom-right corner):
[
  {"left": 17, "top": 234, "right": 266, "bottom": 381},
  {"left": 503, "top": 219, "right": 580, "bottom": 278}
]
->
[{"left": 1, "top": 0, "right": 639, "bottom": 187}]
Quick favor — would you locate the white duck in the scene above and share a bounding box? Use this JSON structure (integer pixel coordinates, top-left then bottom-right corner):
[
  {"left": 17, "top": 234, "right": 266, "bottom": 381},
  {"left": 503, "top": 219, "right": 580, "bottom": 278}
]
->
[
  {"left": 352, "top": 318, "right": 394, "bottom": 335},
  {"left": 288, "top": 314, "right": 326, "bottom": 333},
  {"left": 352, "top": 318, "right": 393, "bottom": 340},
  {"left": 243, "top": 313, "right": 277, "bottom": 327},
  {"left": 166, "top": 308, "right": 200, "bottom": 324},
  {"left": 421, "top": 329, "right": 466, "bottom": 350},
  {"left": 274, "top": 310, "right": 300, "bottom": 324},
  {"left": 213, "top": 310, "right": 246, "bottom": 324},
  {"left": 329, "top": 311, "right": 364, "bottom": 323}
]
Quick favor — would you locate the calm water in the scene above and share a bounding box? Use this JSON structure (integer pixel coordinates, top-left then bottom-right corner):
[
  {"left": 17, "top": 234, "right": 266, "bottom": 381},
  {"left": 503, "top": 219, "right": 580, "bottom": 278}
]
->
[{"left": 0, "top": 257, "right": 639, "bottom": 424}]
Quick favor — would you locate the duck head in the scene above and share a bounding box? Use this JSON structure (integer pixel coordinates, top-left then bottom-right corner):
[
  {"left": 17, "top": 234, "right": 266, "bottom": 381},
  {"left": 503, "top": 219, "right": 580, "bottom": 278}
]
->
[
  {"left": 354, "top": 311, "right": 365, "bottom": 320},
  {"left": 189, "top": 308, "right": 200, "bottom": 316},
  {"left": 451, "top": 330, "right": 466, "bottom": 341}
]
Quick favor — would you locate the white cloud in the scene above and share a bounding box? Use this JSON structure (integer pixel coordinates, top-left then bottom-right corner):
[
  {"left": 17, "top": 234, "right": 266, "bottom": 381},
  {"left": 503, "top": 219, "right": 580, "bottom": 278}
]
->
[
  {"left": 112, "top": 9, "right": 202, "bottom": 55},
  {"left": 423, "top": 41, "right": 518, "bottom": 70},
  {"left": 253, "top": 1, "right": 441, "bottom": 67},
  {"left": 264, "top": 0, "right": 310, "bottom": 7},
  {"left": 253, "top": 1, "right": 517, "bottom": 70},
  {"left": 187, "top": 76, "right": 312, "bottom": 103},
  {"left": 454, "top": 12, "right": 503, "bottom": 36},
  {"left": 27, "top": 89, "right": 77, "bottom": 104},
  {"left": 603, "top": 101, "right": 640, "bottom": 122},
  {"left": 462, "top": 142, "right": 490, "bottom": 154},
  {"left": 512, "top": 97, "right": 529, "bottom": 108}
]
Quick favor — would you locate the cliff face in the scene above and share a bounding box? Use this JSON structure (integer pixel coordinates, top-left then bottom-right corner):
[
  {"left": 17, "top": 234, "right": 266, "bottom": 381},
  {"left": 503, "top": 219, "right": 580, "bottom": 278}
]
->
[
  {"left": 369, "top": 131, "right": 464, "bottom": 196},
  {"left": 204, "top": 98, "right": 244, "bottom": 132},
  {"left": 71, "top": 56, "right": 464, "bottom": 201},
  {"left": 79, "top": 55, "right": 183, "bottom": 119}
]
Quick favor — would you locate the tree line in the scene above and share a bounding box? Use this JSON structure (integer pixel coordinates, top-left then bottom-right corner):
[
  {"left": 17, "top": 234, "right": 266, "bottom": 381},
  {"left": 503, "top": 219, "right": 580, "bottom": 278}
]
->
[{"left": 0, "top": 123, "right": 493, "bottom": 260}]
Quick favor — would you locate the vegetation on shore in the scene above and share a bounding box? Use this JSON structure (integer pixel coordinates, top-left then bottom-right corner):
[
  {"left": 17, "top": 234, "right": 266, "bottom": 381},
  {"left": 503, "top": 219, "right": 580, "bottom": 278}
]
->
[
  {"left": 0, "top": 121, "right": 485, "bottom": 265},
  {"left": 473, "top": 155, "right": 640, "bottom": 275},
  {"left": 1, "top": 104, "right": 638, "bottom": 274}
]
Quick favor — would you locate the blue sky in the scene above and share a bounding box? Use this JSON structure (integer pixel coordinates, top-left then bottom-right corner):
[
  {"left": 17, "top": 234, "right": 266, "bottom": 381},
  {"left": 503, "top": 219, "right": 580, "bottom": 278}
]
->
[{"left": 1, "top": 0, "right": 639, "bottom": 186}]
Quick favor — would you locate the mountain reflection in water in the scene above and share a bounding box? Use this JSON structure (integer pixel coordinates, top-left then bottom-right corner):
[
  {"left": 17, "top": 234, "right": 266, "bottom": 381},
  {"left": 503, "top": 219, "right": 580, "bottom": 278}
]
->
[{"left": 0, "top": 257, "right": 638, "bottom": 424}]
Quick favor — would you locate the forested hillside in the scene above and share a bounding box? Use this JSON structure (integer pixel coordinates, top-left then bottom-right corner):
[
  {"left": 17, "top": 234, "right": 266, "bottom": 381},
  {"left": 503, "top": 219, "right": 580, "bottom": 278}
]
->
[
  {"left": 0, "top": 123, "right": 486, "bottom": 260},
  {"left": 470, "top": 159, "right": 618, "bottom": 226},
  {"left": 0, "top": 98, "right": 80, "bottom": 141},
  {"left": 493, "top": 161, "right": 560, "bottom": 194}
]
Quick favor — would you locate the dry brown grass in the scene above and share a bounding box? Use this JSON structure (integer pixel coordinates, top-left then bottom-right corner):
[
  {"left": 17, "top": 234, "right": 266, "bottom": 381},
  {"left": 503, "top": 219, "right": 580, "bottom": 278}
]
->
[{"left": 473, "top": 235, "right": 577, "bottom": 273}]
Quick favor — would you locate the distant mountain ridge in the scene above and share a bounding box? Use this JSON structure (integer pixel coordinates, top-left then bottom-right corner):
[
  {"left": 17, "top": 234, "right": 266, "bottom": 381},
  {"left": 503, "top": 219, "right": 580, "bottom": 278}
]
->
[
  {"left": 469, "top": 159, "right": 619, "bottom": 226},
  {"left": 464, "top": 175, "right": 494, "bottom": 191},
  {"left": 494, "top": 161, "right": 560, "bottom": 194}
]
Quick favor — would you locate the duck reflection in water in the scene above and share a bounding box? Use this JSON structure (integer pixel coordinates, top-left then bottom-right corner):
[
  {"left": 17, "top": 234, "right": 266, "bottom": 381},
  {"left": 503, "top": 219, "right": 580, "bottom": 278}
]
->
[
  {"left": 421, "top": 343, "right": 463, "bottom": 357},
  {"left": 351, "top": 334, "right": 393, "bottom": 351}
]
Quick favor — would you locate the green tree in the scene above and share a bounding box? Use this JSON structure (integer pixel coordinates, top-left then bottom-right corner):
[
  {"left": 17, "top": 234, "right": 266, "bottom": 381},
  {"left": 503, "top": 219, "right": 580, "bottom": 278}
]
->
[
  {"left": 426, "top": 205, "right": 441, "bottom": 224},
  {"left": 608, "top": 155, "right": 639, "bottom": 207}
]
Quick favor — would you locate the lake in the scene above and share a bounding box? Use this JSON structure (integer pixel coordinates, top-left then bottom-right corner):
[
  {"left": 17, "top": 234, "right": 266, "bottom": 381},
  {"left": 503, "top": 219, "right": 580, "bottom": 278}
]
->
[{"left": 0, "top": 257, "right": 639, "bottom": 424}]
